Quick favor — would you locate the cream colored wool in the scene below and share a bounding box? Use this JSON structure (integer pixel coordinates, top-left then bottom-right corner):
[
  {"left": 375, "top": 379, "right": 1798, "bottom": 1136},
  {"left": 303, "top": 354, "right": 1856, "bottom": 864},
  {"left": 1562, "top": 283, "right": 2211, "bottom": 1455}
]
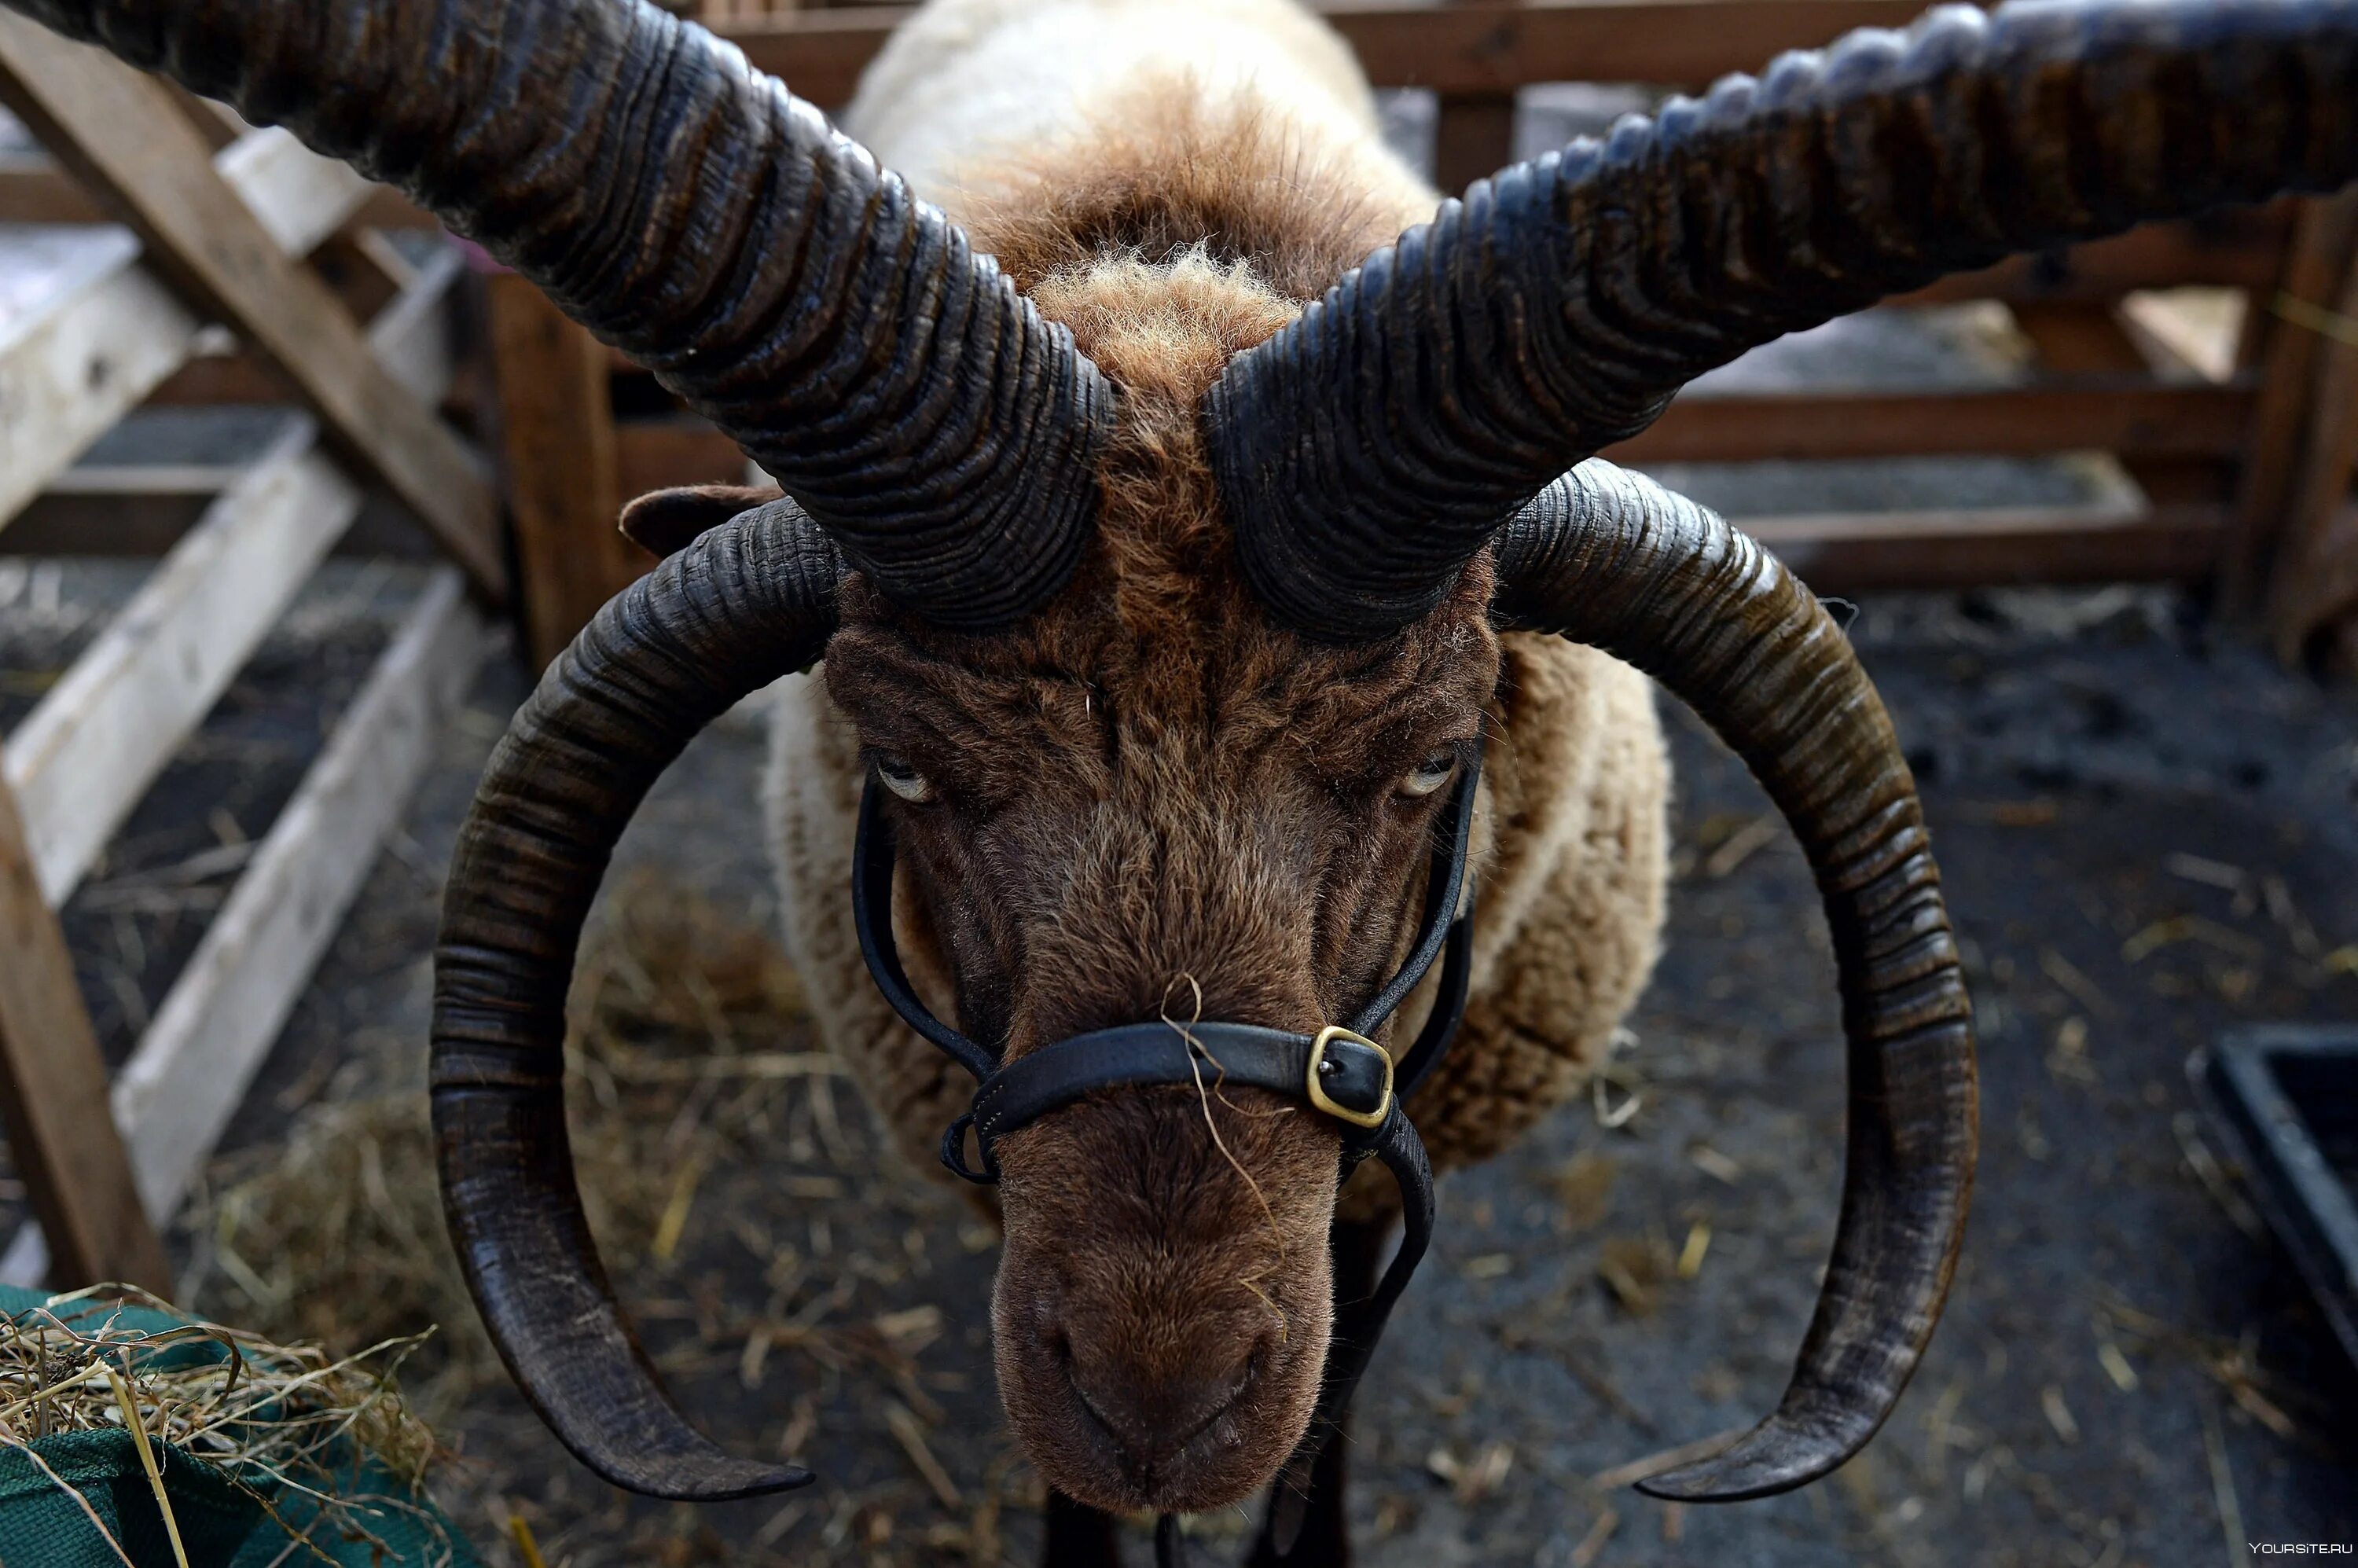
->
[{"left": 768, "top": 0, "right": 1670, "bottom": 1192}]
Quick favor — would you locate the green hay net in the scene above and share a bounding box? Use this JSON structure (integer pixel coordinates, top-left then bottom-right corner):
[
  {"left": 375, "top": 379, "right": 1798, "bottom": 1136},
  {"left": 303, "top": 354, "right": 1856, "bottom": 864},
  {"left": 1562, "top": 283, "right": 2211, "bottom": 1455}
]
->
[{"left": 0, "top": 1283, "right": 480, "bottom": 1567}]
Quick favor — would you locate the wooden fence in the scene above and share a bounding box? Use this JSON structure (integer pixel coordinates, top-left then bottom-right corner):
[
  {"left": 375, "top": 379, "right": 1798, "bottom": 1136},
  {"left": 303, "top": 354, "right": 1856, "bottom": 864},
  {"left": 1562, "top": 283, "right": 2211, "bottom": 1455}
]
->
[{"left": 0, "top": 16, "right": 499, "bottom": 1291}]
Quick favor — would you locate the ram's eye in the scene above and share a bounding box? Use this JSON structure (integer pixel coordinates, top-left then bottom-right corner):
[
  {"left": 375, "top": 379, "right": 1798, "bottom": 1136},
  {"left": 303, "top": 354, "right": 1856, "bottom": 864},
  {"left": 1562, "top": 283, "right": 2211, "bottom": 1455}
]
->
[
  {"left": 1400, "top": 747, "right": 1460, "bottom": 799},
  {"left": 874, "top": 754, "right": 932, "bottom": 802}
]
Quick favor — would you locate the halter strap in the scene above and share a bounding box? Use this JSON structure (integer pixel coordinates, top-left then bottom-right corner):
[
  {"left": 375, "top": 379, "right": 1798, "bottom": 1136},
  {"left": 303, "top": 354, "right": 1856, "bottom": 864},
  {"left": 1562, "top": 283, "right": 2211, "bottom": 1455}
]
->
[{"left": 850, "top": 748, "right": 1485, "bottom": 1566}]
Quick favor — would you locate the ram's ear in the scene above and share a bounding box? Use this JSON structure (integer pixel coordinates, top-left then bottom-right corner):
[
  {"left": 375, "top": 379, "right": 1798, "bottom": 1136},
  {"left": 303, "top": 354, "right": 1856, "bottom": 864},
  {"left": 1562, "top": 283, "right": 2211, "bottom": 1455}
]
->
[{"left": 620, "top": 484, "right": 787, "bottom": 559}]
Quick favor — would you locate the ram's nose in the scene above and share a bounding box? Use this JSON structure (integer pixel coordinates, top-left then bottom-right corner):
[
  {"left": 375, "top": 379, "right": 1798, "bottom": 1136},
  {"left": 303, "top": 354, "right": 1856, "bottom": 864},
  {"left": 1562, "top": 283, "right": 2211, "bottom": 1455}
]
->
[{"left": 1062, "top": 1326, "right": 1263, "bottom": 1481}]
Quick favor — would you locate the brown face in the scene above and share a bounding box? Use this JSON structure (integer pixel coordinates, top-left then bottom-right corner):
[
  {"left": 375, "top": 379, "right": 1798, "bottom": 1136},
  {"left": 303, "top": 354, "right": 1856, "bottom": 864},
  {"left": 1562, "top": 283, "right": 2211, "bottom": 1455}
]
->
[
  {"left": 825, "top": 555, "right": 1497, "bottom": 1509},
  {"left": 820, "top": 254, "right": 1502, "bottom": 1509}
]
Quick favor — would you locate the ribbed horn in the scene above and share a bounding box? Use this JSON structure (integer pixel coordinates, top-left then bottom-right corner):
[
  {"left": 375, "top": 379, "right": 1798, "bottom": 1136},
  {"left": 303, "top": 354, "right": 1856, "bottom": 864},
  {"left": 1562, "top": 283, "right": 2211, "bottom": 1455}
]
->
[
  {"left": 431, "top": 501, "right": 839, "bottom": 1499},
  {"left": 1493, "top": 462, "right": 1976, "bottom": 1501},
  {"left": 1211, "top": 0, "right": 2358, "bottom": 637},
  {"left": 5, "top": 0, "right": 1111, "bottom": 629}
]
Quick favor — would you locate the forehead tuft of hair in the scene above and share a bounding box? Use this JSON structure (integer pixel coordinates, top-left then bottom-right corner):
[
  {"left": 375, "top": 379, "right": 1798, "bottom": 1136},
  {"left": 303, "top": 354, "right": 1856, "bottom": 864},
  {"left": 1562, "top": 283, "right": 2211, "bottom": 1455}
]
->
[{"left": 954, "top": 73, "right": 1412, "bottom": 303}]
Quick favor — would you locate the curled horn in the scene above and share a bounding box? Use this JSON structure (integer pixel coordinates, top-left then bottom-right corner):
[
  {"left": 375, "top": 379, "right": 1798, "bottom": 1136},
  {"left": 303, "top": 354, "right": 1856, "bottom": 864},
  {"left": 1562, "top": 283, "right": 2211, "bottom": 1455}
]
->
[
  {"left": 1210, "top": 0, "right": 2358, "bottom": 635},
  {"left": 1494, "top": 462, "right": 1976, "bottom": 1501},
  {"left": 6, "top": 0, "right": 1110, "bottom": 629},
  {"left": 431, "top": 502, "right": 839, "bottom": 1499}
]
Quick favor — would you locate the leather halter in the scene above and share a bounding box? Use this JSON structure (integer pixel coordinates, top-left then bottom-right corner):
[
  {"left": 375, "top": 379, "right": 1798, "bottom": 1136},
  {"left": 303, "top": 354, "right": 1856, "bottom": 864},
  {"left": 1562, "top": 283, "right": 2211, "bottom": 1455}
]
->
[{"left": 851, "top": 747, "right": 1483, "bottom": 1563}]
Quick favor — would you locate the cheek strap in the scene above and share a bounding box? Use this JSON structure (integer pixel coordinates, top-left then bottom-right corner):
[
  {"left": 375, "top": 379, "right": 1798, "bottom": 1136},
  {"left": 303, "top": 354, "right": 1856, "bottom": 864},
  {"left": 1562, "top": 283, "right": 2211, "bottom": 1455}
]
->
[{"left": 849, "top": 751, "right": 1483, "bottom": 1565}]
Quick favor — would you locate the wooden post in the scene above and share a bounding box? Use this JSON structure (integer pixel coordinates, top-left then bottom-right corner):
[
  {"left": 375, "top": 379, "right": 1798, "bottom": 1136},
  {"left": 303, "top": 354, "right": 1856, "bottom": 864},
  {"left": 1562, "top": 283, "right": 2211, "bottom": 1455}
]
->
[
  {"left": 0, "top": 779, "right": 171, "bottom": 1292},
  {"left": 2223, "top": 192, "right": 2358, "bottom": 612},
  {"left": 2264, "top": 251, "right": 2358, "bottom": 660},
  {"left": 1431, "top": 91, "right": 1516, "bottom": 196},
  {"left": 487, "top": 271, "right": 651, "bottom": 669},
  {"left": 1428, "top": 0, "right": 1518, "bottom": 196}
]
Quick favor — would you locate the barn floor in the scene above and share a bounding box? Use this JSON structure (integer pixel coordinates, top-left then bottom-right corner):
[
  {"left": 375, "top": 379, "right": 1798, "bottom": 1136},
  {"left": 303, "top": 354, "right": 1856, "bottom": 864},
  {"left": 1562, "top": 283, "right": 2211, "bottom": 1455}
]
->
[{"left": 96, "top": 576, "right": 2349, "bottom": 1568}]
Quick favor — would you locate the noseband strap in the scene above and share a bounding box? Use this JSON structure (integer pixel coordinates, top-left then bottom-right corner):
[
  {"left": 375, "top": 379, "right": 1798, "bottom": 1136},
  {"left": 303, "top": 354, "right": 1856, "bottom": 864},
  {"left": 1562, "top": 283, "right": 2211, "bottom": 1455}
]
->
[{"left": 850, "top": 751, "right": 1484, "bottom": 1564}]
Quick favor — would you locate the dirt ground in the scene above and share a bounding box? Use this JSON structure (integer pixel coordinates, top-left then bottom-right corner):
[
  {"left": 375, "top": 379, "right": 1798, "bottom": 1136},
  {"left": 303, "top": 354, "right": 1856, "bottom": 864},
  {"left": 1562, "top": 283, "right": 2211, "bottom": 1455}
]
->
[{"left": 79, "top": 575, "right": 2343, "bottom": 1568}]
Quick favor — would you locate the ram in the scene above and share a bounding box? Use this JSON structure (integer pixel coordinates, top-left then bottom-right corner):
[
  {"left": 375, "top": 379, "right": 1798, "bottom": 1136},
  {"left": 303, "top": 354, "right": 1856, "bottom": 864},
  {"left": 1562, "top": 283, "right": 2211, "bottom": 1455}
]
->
[{"left": 15, "top": 0, "right": 2354, "bottom": 1562}]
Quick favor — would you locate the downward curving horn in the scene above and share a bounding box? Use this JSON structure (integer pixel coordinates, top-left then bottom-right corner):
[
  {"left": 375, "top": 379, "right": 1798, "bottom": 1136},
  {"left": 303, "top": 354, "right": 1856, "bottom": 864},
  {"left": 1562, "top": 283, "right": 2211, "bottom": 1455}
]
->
[
  {"left": 431, "top": 502, "right": 839, "bottom": 1499},
  {"left": 1212, "top": 0, "right": 2358, "bottom": 636},
  {"left": 5, "top": 0, "right": 1111, "bottom": 630},
  {"left": 1494, "top": 462, "right": 1976, "bottom": 1501}
]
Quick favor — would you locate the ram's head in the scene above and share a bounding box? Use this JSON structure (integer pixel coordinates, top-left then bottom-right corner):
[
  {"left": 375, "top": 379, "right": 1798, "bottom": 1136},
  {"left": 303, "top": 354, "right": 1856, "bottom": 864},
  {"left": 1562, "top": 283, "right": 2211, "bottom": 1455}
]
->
[{"left": 27, "top": 0, "right": 2356, "bottom": 1521}]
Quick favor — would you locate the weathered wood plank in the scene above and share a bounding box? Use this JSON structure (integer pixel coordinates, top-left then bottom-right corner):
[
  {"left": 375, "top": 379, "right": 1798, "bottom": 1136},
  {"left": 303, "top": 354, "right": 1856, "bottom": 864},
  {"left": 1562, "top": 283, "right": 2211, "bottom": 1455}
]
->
[
  {"left": 1890, "top": 208, "right": 2294, "bottom": 304},
  {"left": 0, "top": 229, "right": 194, "bottom": 527},
  {"left": 2, "top": 248, "right": 466, "bottom": 904},
  {"left": 0, "top": 777, "right": 171, "bottom": 1291},
  {"left": 616, "top": 417, "right": 755, "bottom": 499},
  {"left": 110, "top": 569, "right": 484, "bottom": 1224},
  {"left": 4, "top": 424, "right": 361, "bottom": 904},
  {"left": 208, "top": 127, "right": 369, "bottom": 259},
  {"left": 2267, "top": 256, "right": 2358, "bottom": 659},
  {"left": 1, "top": 570, "right": 486, "bottom": 1285},
  {"left": 2007, "top": 300, "right": 2230, "bottom": 506},
  {"left": 2227, "top": 192, "right": 2358, "bottom": 611},
  {"left": 1754, "top": 503, "right": 2225, "bottom": 591},
  {"left": 0, "top": 110, "right": 379, "bottom": 526},
  {"left": 0, "top": 12, "right": 507, "bottom": 600},
  {"left": 0, "top": 153, "right": 432, "bottom": 230},
  {"left": 489, "top": 270, "right": 648, "bottom": 666},
  {"left": 714, "top": 0, "right": 1941, "bottom": 105},
  {"left": 1607, "top": 379, "right": 2253, "bottom": 465}
]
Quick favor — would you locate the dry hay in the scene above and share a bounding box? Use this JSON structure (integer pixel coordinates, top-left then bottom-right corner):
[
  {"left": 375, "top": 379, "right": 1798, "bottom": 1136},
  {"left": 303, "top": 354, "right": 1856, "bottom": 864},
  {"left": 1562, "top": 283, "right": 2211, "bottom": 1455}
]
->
[
  {"left": 0, "top": 1284, "right": 457, "bottom": 1564},
  {"left": 173, "top": 873, "right": 1044, "bottom": 1563},
  {"left": 178, "top": 872, "right": 819, "bottom": 1427}
]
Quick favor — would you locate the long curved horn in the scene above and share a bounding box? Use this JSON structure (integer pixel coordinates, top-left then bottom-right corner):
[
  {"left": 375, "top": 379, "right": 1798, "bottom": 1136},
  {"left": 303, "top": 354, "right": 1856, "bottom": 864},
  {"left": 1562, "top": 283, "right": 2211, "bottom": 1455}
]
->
[
  {"left": 1493, "top": 461, "right": 1975, "bottom": 1501},
  {"left": 432, "top": 501, "right": 839, "bottom": 1499},
  {"left": 6, "top": 0, "right": 1110, "bottom": 630},
  {"left": 1212, "top": 0, "right": 2358, "bottom": 636}
]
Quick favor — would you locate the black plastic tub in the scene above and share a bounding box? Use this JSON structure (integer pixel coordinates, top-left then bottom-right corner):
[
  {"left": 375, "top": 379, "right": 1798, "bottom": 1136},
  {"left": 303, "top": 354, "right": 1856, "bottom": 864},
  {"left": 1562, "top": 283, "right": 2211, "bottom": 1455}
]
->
[{"left": 2191, "top": 1026, "right": 2358, "bottom": 1370}]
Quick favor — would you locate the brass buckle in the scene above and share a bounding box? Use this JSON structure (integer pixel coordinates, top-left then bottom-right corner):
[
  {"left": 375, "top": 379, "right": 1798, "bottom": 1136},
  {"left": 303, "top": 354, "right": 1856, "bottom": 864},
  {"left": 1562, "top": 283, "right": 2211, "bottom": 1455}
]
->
[{"left": 1306, "top": 1025, "right": 1394, "bottom": 1129}]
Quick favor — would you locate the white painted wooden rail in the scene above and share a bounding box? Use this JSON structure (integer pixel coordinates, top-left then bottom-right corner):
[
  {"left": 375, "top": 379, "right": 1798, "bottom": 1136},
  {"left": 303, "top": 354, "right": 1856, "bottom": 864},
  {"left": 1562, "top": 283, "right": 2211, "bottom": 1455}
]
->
[{"left": 0, "top": 30, "right": 499, "bottom": 1292}]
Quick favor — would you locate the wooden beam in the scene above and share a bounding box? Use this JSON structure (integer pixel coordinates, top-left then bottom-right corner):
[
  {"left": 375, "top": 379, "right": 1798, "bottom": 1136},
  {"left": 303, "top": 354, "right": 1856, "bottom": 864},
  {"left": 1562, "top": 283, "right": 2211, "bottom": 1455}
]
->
[
  {"left": 1752, "top": 503, "right": 2226, "bottom": 592},
  {"left": 712, "top": 0, "right": 1943, "bottom": 106},
  {"left": 1604, "top": 379, "right": 2252, "bottom": 465},
  {"left": 0, "top": 12, "right": 507, "bottom": 601},
  {"left": 0, "top": 149, "right": 433, "bottom": 230},
  {"left": 1889, "top": 207, "right": 2294, "bottom": 305},
  {"left": 0, "top": 777, "right": 171, "bottom": 1292},
  {"left": 488, "top": 270, "right": 650, "bottom": 667},
  {"left": 207, "top": 127, "right": 369, "bottom": 258},
  {"left": 616, "top": 417, "right": 758, "bottom": 499}
]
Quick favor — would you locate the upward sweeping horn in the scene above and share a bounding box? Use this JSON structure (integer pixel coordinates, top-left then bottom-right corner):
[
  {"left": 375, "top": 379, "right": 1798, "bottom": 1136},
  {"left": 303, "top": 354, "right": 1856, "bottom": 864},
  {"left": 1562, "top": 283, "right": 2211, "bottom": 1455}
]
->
[
  {"left": 1210, "top": 0, "right": 2358, "bottom": 633},
  {"left": 5, "top": 0, "right": 1111, "bottom": 630}
]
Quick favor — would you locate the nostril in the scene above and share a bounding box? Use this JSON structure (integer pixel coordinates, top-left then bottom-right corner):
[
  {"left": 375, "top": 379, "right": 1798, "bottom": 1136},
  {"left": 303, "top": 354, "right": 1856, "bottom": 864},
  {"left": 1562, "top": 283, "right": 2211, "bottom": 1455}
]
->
[{"left": 1064, "top": 1341, "right": 1259, "bottom": 1469}]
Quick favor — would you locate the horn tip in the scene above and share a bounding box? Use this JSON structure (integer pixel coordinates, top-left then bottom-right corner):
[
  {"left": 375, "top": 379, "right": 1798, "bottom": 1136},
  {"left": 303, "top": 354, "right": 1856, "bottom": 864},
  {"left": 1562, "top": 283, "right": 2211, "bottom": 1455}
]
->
[
  {"left": 1628, "top": 1421, "right": 1846, "bottom": 1503},
  {"left": 585, "top": 1450, "right": 816, "bottom": 1502}
]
